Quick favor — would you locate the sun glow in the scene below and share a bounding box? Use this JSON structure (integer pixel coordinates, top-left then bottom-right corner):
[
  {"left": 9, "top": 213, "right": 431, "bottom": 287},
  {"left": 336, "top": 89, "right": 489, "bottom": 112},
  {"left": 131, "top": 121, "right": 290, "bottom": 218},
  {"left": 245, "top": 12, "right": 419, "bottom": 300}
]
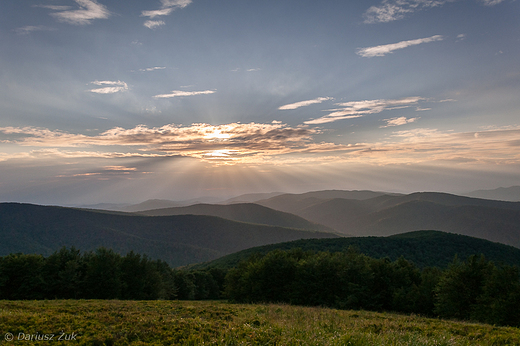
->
[{"left": 203, "top": 130, "right": 231, "bottom": 140}]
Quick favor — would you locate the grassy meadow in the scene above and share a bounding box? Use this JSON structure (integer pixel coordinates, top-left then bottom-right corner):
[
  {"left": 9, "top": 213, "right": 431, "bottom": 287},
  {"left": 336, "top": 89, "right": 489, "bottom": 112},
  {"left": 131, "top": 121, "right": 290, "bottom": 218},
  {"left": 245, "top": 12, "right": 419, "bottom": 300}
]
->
[{"left": 1, "top": 300, "right": 519, "bottom": 345}]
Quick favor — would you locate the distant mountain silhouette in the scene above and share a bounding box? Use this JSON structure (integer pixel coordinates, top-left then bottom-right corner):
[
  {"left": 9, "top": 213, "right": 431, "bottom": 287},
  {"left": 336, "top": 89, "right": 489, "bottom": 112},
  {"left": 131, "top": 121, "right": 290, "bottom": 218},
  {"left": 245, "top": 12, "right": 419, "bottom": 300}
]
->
[
  {"left": 194, "top": 230, "right": 520, "bottom": 270},
  {"left": 75, "top": 202, "right": 131, "bottom": 211},
  {"left": 221, "top": 192, "right": 285, "bottom": 204},
  {"left": 255, "top": 190, "right": 399, "bottom": 213},
  {"left": 122, "top": 199, "right": 184, "bottom": 212},
  {"left": 89, "top": 197, "right": 226, "bottom": 212},
  {"left": 138, "top": 203, "right": 334, "bottom": 233},
  {"left": 258, "top": 191, "right": 520, "bottom": 248},
  {"left": 464, "top": 186, "right": 520, "bottom": 202},
  {"left": 0, "top": 203, "right": 337, "bottom": 267}
]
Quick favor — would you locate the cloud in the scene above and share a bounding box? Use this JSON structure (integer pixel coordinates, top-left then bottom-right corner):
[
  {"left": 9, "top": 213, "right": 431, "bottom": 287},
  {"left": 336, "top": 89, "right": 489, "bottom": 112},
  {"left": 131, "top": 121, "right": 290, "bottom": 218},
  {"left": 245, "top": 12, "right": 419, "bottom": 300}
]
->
[
  {"left": 144, "top": 20, "right": 165, "bottom": 29},
  {"left": 138, "top": 67, "right": 166, "bottom": 72},
  {"left": 89, "top": 80, "right": 128, "bottom": 94},
  {"left": 480, "top": 0, "right": 504, "bottom": 5},
  {"left": 305, "top": 97, "right": 423, "bottom": 125},
  {"left": 141, "top": 8, "right": 175, "bottom": 18},
  {"left": 153, "top": 90, "right": 215, "bottom": 98},
  {"left": 364, "top": 0, "right": 504, "bottom": 23},
  {"left": 48, "top": 0, "right": 110, "bottom": 25},
  {"left": 13, "top": 25, "right": 56, "bottom": 35},
  {"left": 357, "top": 35, "right": 444, "bottom": 57},
  {"left": 3, "top": 125, "right": 520, "bottom": 167},
  {"left": 381, "top": 116, "right": 419, "bottom": 127},
  {"left": 35, "top": 5, "right": 74, "bottom": 11},
  {"left": 141, "top": 0, "right": 192, "bottom": 28},
  {"left": 364, "top": 0, "right": 450, "bottom": 23},
  {"left": 103, "top": 166, "right": 137, "bottom": 171},
  {"left": 0, "top": 122, "right": 327, "bottom": 164},
  {"left": 279, "top": 97, "right": 333, "bottom": 110}
]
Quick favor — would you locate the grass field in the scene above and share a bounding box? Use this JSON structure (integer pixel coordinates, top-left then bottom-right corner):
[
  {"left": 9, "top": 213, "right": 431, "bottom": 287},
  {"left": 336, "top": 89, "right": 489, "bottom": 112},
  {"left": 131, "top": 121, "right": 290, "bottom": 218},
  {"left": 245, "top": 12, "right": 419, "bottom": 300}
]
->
[{"left": 1, "top": 300, "right": 519, "bottom": 345}]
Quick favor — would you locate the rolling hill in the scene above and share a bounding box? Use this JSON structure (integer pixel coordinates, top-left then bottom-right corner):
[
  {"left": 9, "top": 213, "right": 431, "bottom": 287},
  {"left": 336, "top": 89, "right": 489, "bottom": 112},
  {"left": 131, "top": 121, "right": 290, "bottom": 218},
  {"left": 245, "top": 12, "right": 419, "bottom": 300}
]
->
[
  {"left": 464, "top": 186, "right": 520, "bottom": 202},
  {"left": 138, "top": 203, "right": 334, "bottom": 233},
  {"left": 0, "top": 203, "right": 337, "bottom": 267},
  {"left": 257, "top": 191, "right": 520, "bottom": 248},
  {"left": 221, "top": 192, "right": 285, "bottom": 204},
  {"left": 255, "top": 190, "right": 397, "bottom": 214},
  {"left": 193, "top": 230, "right": 520, "bottom": 270}
]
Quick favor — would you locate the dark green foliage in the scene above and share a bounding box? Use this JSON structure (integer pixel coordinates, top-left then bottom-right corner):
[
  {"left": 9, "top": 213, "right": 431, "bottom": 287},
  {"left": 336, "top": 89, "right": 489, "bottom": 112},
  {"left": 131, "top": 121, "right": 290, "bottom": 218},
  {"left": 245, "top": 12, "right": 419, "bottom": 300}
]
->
[
  {"left": 414, "top": 267, "right": 442, "bottom": 315},
  {"left": 0, "top": 247, "right": 221, "bottom": 301},
  {"left": 41, "top": 246, "right": 83, "bottom": 299},
  {"left": 472, "top": 265, "right": 520, "bottom": 326},
  {"left": 435, "top": 255, "right": 520, "bottom": 326},
  {"left": 119, "top": 251, "right": 163, "bottom": 300},
  {"left": 196, "top": 230, "right": 520, "bottom": 270},
  {"left": 434, "top": 255, "right": 491, "bottom": 320},
  {"left": 84, "top": 248, "right": 123, "bottom": 299},
  {"left": 0, "top": 253, "right": 45, "bottom": 300},
  {"left": 225, "top": 249, "right": 520, "bottom": 327}
]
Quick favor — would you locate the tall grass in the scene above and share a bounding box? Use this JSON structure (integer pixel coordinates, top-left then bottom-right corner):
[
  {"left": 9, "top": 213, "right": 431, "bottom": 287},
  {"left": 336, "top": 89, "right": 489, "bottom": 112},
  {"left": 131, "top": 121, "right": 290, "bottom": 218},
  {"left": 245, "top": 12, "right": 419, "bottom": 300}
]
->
[{"left": 0, "top": 300, "right": 519, "bottom": 345}]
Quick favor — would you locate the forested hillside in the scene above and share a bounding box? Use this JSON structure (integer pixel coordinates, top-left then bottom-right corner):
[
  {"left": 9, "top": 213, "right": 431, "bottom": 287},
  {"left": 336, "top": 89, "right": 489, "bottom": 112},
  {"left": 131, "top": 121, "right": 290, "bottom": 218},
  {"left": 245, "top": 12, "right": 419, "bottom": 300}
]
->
[
  {"left": 194, "top": 231, "right": 520, "bottom": 270},
  {"left": 0, "top": 203, "right": 337, "bottom": 267}
]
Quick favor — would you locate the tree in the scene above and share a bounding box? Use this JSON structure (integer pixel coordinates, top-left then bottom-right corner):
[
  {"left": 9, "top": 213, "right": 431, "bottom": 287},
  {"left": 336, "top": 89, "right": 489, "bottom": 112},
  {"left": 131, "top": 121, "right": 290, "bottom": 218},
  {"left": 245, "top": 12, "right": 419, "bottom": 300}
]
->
[
  {"left": 83, "top": 248, "right": 122, "bottom": 299},
  {"left": 434, "top": 255, "right": 491, "bottom": 320},
  {"left": 42, "top": 247, "right": 83, "bottom": 299},
  {"left": 472, "top": 264, "right": 520, "bottom": 326},
  {"left": 0, "top": 254, "right": 45, "bottom": 299}
]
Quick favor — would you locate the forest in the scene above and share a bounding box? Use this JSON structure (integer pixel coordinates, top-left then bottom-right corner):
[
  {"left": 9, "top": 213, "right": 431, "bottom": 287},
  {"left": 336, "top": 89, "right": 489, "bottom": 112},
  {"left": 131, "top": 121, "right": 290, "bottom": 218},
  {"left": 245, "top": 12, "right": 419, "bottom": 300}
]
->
[{"left": 1, "top": 247, "right": 519, "bottom": 327}]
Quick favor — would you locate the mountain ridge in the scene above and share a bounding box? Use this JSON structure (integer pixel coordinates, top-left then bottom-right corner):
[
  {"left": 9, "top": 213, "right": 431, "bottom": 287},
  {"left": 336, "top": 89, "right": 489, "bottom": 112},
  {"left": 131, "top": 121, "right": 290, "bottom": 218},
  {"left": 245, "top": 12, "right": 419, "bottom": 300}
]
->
[
  {"left": 0, "top": 202, "right": 338, "bottom": 267},
  {"left": 137, "top": 202, "right": 335, "bottom": 233},
  {"left": 257, "top": 191, "right": 520, "bottom": 248}
]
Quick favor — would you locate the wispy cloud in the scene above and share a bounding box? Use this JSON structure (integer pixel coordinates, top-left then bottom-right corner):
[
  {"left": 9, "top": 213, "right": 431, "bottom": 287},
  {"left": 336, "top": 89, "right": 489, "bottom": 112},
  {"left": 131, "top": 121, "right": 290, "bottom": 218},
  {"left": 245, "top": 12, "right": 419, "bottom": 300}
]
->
[
  {"left": 141, "top": 0, "right": 192, "bottom": 28},
  {"left": 480, "top": 0, "right": 505, "bottom": 5},
  {"left": 364, "top": 0, "right": 450, "bottom": 23},
  {"left": 138, "top": 66, "right": 166, "bottom": 72},
  {"left": 104, "top": 166, "right": 137, "bottom": 171},
  {"left": 357, "top": 35, "right": 443, "bottom": 57},
  {"left": 144, "top": 20, "right": 165, "bottom": 29},
  {"left": 279, "top": 97, "right": 333, "bottom": 110},
  {"left": 305, "top": 97, "right": 423, "bottom": 125},
  {"left": 14, "top": 25, "right": 56, "bottom": 35},
  {"left": 89, "top": 80, "right": 128, "bottom": 94},
  {"left": 141, "top": 8, "right": 175, "bottom": 18},
  {"left": 364, "top": 0, "right": 504, "bottom": 23},
  {"left": 35, "top": 5, "right": 73, "bottom": 11},
  {"left": 48, "top": 0, "right": 110, "bottom": 25},
  {"left": 153, "top": 90, "right": 215, "bottom": 98},
  {"left": 381, "top": 116, "right": 419, "bottom": 128}
]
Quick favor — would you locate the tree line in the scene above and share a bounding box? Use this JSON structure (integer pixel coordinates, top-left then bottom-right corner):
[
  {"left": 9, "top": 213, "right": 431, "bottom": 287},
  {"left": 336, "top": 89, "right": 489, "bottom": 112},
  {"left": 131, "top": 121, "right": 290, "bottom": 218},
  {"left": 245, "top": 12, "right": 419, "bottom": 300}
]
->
[
  {"left": 0, "top": 247, "right": 223, "bottom": 301},
  {"left": 1, "top": 247, "right": 519, "bottom": 327},
  {"left": 225, "top": 249, "right": 520, "bottom": 327}
]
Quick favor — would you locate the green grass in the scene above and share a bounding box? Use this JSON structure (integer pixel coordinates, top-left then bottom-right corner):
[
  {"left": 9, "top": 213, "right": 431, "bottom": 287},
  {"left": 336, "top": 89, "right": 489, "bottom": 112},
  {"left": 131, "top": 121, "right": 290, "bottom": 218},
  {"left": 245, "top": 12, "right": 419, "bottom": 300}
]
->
[{"left": 1, "top": 300, "right": 519, "bottom": 345}]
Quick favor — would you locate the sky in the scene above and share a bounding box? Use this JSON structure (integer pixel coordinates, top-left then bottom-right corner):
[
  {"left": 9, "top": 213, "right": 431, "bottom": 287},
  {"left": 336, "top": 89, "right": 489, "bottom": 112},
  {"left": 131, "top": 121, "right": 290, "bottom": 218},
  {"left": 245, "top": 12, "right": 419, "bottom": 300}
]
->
[{"left": 1, "top": 0, "right": 519, "bottom": 205}]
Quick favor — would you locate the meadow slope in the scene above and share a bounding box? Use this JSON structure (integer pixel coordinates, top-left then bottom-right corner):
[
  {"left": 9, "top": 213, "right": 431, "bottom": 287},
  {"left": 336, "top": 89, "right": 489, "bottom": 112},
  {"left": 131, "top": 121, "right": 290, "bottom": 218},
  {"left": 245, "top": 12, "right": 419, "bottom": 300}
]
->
[{"left": 0, "top": 300, "right": 519, "bottom": 345}]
